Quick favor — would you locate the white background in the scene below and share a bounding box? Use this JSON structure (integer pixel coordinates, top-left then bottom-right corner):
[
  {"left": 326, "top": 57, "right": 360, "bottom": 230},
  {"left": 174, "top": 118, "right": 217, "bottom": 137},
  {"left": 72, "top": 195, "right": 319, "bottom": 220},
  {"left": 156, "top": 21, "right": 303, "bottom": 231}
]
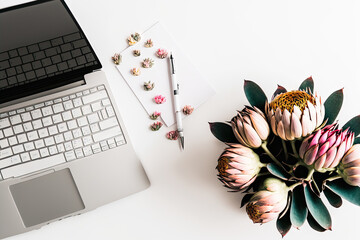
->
[{"left": 2, "top": 0, "right": 360, "bottom": 239}]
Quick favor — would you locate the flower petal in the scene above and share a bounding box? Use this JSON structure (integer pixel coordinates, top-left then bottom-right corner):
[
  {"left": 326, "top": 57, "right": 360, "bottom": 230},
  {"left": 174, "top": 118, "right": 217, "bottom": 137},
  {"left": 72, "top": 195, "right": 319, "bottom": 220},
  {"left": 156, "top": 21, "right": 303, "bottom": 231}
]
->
[
  {"left": 243, "top": 123, "right": 262, "bottom": 148},
  {"left": 291, "top": 113, "right": 302, "bottom": 139},
  {"left": 282, "top": 109, "right": 293, "bottom": 140},
  {"left": 304, "top": 145, "right": 319, "bottom": 165},
  {"left": 277, "top": 121, "right": 286, "bottom": 140}
]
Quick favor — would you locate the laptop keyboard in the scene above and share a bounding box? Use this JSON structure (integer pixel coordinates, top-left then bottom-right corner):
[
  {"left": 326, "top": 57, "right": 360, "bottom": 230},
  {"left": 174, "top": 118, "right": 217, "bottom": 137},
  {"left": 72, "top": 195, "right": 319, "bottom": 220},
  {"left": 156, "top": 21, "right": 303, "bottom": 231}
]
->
[
  {"left": 0, "top": 31, "right": 98, "bottom": 90},
  {"left": 0, "top": 85, "right": 126, "bottom": 180}
]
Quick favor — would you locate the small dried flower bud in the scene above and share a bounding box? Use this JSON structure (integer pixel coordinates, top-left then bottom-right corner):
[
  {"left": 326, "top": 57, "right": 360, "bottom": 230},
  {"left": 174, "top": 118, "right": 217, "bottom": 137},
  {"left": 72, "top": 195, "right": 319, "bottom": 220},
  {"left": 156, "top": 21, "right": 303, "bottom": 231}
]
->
[
  {"left": 154, "top": 95, "right": 166, "bottom": 104},
  {"left": 127, "top": 37, "right": 136, "bottom": 46},
  {"left": 111, "top": 53, "right": 122, "bottom": 65},
  {"left": 133, "top": 50, "right": 141, "bottom": 57},
  {"left": 156, "top": 48, "right": 168, "bottom": 59},
  {"left": 144, "top": 39, "right": 153, "bottom": 48},
  {"left": 166, "top": 130, "right": 179, "bottom": 140},
  {"left": 130, "top": 68, "right": 141, "bottom": 76},
  {"left": 144, "top": 81, "right": 155, "bottom": 91},
  {"left": 182, "top": 105, "right": 194, "bottom": 115},
  {"left": 142, "top": 58, "right": 154, "bottom": 68},
  {"left": 131, "top": 32, "right": 141, "bottom": 42},
  {"left": 150, "top": 111, "right": 161, "bottom": 120},
  {"left": 150, "top": 121, "right": 163, "bottom": 131}
]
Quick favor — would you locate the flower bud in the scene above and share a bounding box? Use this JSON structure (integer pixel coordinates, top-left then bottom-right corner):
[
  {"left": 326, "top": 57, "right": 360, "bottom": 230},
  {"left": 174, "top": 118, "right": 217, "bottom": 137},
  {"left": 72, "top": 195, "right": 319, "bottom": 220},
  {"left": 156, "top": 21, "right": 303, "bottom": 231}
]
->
[
  {"left": 338, "top": 144, "right": 360, "bottom": 186},
  {"left": 246, "top": 178, "right": 288, "bottom": 224}
]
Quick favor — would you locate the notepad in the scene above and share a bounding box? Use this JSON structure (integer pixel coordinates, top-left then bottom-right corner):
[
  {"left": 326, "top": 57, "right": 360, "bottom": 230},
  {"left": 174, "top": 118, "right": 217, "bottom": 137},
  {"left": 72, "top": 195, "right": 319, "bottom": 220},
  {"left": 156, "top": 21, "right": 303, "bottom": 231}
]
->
[{"left": 116, "top": 22, "right": 215, "bottom": 127}]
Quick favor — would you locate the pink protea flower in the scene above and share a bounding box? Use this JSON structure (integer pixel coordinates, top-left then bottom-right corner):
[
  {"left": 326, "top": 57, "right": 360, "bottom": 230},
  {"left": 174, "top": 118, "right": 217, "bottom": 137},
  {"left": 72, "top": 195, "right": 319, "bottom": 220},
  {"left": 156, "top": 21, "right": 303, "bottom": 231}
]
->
[
  {"left": 217, "top": 144, "right": 265, "bottom": 191},
  {"left": 156, "top": 48, "right": 168, "bottom": 59},
  {"left": 338, "top": 144, "right": 360, "bottom": 186},
  {"left": 299, "top": 124, "right": 354, "bottom": 172},
  {"left": 166, "top": 130, "right": 179, "bottom": 140},
  {"left": 182, "top": 105, "right": 194, "bottom": 115},
  {"left": 154, "top": 95, "right": 166, "bottom": 104},
  {"left": 130, "top": 68, "right": 141, "bottom": 76},
  {"left": 142, "top": 58, "right": 154, "bottom": 68},
  {"left": 246, "top": 178, "right": 289, "bottom": 224},
  {"left": 150, "top": 121, "right": 163, "bottom": 131},
  {"left": 231, "top": 106, "right": 270, "bottom": 148},
  {"left": 150, "top": 111, "right": 161, "bottom": 120},
  {"left": 144, "top": 39, "right": 153, "bottom": 48},
  {"left": 111, "top": 53, "right": 121, "bottom": 65}
]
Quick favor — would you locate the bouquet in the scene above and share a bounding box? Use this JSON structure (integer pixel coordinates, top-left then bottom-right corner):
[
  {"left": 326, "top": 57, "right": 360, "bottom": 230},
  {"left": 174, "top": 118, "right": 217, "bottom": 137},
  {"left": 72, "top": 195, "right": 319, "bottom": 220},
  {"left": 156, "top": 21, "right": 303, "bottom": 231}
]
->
[{"left": 209, "top": 77, "right": 360, "bottom": 237}]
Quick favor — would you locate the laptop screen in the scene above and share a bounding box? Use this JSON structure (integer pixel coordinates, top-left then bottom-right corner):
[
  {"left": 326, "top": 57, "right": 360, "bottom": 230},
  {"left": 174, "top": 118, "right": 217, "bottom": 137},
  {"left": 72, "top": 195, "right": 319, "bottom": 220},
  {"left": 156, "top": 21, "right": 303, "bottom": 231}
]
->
[{"left": 0, "top": 0, "right": 101, "bottom": 104}]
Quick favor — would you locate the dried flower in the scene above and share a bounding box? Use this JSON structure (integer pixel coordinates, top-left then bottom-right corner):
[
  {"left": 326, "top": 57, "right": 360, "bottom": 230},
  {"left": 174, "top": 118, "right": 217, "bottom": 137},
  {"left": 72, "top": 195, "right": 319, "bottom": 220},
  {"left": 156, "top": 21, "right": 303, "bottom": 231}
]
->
[
  {"left": 144, "top": 81, "right": 155, "bottom": 91},
  {"left": 111, "top": 53, "right": 122, "bottom": 65},
  {"left": 144, "top": 39, "right": 153, "bottom": 48},
  {"left": 130, "top": 68, "right": 141, "bottom": 76},
  {"left": 154, "top": 95, "right": 166, "bottom": 104},
  {"left": 133, "top": 50, "right": 141, "bottom": 57},
  {"left": 156, "top": 48, "right": 168, "bottom": 59},
  {"left": 182, "top": 105, "right": 194, "bottom": 115},
  {"left": 150, "top": 111, "right": 161, "bottom": 120},
  {"left": 150, "top": 121, "right": 163, "bottom": 131},
  {"left": 127, "top": 32, "right": 141, "bottom": 46},
  {"left": 338, "top": 144, "right": 360, "bottom": 186},
  {"left": 166, "top": 130, "right": 179, "bottom": 140},
  {"left": 142, "top": 58, "right": 154, "bottom": 68}
]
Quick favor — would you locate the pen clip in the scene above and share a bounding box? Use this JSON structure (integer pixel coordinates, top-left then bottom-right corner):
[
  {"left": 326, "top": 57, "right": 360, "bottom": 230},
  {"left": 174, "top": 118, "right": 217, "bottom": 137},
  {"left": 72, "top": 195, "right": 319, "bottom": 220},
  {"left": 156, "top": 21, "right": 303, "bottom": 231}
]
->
[{"left": 170, "top": 53, "right": 175, "bottom": 74}]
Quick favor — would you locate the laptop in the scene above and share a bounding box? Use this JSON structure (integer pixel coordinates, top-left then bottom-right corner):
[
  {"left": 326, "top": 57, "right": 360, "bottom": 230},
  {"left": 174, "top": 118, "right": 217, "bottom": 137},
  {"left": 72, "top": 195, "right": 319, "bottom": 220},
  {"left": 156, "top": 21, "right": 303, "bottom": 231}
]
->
[{"left": 0, "top": 0, "right": 150, "bottom": 238}]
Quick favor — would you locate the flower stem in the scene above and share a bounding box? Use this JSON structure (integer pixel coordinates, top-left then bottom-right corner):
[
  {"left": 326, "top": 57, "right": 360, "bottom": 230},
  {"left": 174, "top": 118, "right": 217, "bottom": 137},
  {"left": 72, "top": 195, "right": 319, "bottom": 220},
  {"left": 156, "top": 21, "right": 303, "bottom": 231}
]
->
[
  {"left": 281, "top": 140, "right": 288, "bottom": 161},
  {"left": 305, "top": 168, "right": 315, "bottom": 181},
  {"left": 325, "top": 175, "right": 342, "bottom": 182},
  {"left": 261, "top": 142, "right": 283, "bottom": 168},
  {"left": 257, "top": 172, "right": 271, "bottom": 177},
  {"left": 288, "top": 182, "right": 303, "bottom": 191},
  {"left": 311, "top": 176, "right": 321, "bottom": 193},
  {"left": 291, "top": 140, "right": 300, "bottom": 159}
]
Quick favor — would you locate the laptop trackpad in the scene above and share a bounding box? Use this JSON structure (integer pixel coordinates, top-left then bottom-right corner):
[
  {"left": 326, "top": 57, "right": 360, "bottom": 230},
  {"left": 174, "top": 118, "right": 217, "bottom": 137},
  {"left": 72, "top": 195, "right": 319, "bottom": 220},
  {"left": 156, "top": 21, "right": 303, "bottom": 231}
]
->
[{"left": 10, "top": 169, "right": 85, "bottom": 228}]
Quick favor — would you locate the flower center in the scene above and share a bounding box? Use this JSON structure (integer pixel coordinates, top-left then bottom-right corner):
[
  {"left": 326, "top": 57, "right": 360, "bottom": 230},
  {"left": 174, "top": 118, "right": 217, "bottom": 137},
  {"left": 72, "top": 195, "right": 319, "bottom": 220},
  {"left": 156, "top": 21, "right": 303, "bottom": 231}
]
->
[
  {"left": 217, "top": 157, "right": 229, "bottom": 176},
  {"left": 246, "top": 203, "right": 262, "bottom": 223},
  {"left": 269, "top": 90, "right": 315, "bottom": 113}
]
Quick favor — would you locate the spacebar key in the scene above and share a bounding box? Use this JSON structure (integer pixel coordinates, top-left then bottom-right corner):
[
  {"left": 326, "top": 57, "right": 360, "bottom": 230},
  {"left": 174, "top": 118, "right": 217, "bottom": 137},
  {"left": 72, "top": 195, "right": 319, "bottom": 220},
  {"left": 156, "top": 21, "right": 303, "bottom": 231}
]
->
[
  {"left": 1, "top": 154, "right": 66, "bottom": 179},
  {"left": 93, "top": 126, "right": 122, "bottom": 142}
]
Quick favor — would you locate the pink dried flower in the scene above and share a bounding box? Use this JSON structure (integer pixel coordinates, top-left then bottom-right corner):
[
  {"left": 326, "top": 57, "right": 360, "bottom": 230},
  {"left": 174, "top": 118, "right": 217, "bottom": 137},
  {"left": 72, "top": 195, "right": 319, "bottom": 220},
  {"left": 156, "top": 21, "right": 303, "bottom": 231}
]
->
[
  {"left": 142, "top": 58, "right": 154, "bottom": 68},
  {"left": 144, "top": 39, "right": 153, "bottom": 48},
  {"left": 144, "top": 81, "right": 155, "bottom": 91},
  {"left": 133, "top": 50, "right": 141, "bottom": 57},
  {"left": 156, "top": 48, "right": 168, "bottom": 59},
  {"left": 166, "top": 130, "right": 179, "bottom": 140},
  {"left": 150, "top": 121, "right": 163, "bottom": 131},
  {"left": 150, "top": 111, "right": 161, "bottom": 120},
  {"left": 130, "top": 68, "right": 141, "bottom": 76},
  {"left": 111, "top": 53, "right": 122, "bottom": 65},
  {"left": 182, "top": 105, "right": 194, "bottom": 115},
  {"left": 154, "top": 95, "right": 166, "bottom": 104}
]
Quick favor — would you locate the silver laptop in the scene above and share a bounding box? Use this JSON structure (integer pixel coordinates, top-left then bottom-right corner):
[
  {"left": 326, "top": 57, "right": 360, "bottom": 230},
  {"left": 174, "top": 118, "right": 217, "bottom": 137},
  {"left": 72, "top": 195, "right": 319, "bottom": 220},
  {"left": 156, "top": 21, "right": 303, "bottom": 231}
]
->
[{"left": 0, "top": 0, "right": 150, "bottom": 238}]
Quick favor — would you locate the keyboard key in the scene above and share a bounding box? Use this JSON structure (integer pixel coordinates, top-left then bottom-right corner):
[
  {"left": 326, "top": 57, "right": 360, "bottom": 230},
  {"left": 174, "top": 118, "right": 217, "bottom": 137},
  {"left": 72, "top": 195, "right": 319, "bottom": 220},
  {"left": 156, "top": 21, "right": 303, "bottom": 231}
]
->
[
  {"left": 102, "top": 99, "right": 111, "bottom": 106},
  {"left": 82, "top": 136, "right": 93, "bottom": 146},
  {"left": 20, "top": 152, "right": 31, "bottom": 162},
  {"left": 32, "top": 119, "right": 43, "bottom": 129},
  {"left": 83, "top": 146, "right": 92, "bottom": 156},
  {"left": 62, "top": 111, "right": 72, "bottom": 121},
  {"left": 12, "top": 144, "right": 24, "bottom": 154},
  {"left": 17, "top": 133, "right": 27, "bottom": 144},
  {"left": 27, "top": 130, "right": 39, "bottom": 141},
  {"left": 8, "top": 136, "right": 18, "bottom": 146},
  {"left": 13, "top": 124, "right": 24, "bottom": 134},
  {"left": 9, "top": 115, "right": 21, "bottom": 125},
  {"left": 24, "top": 142, "right": 35, "bottom": 151},
  {"left": 38, "top": 128, "right": 49, "bottom": 138},
  {"left": 64, "top": 100, "right": 74, "bottom": 110},
  {"left": 23, "top": 122, "right": 33, "bottom": 132},
  {"left": 90, "top": 123, "right": 100, "bottom": 133},
  {"left": 34, "top": 51, "right": 46, "bottom": 60},
  {"left": 64, "top": 131, "right": 73, "bottom": 141},
  {"left": 1, "top": 154, "right": 66, "bottom": 179},
  {"left": 53, "top": 103, "right": 64, "bottom": 113},
  {"left": 0, "top": 118, "right": 10, "bottom": 129},
  {"left": 72, "top": 139, "right": 83, "bottom": 149},
  {"left": 0, "top": 148, "right": 13, "bottom": 160},
  {"left": 40, "top": 148, "right": 50, "bottom": 157},
  {"left": 99, "top": 117, "right": 118, "bottom": 130},
  {"left": 42, "top": 116, "right": 53, "bottom": 127},
  {"left": 82, "top": 90, "right": 107, "bottom": 104},
  {"left": 108, "top": 138, "right": 116, "bottom": 148},
  {"left": 0, "top": 52, "right": 9, "bottom": 61},
  {"left": 58, "top": 123, "right": 68, "bottom": 133},
  {"left": 41, "top": 106, "right": 53, "bottom": 116},
  {"left": 35, "top": 139, "right": 45, "bottom": 149},
  {"left": 93, "top": 126, "right": 122, "bottom": 143},
  {"left": 115, "top": 136, "right": 126, "bottom": 146},
  {"left": 3, "top": 127, "right": 14, "bottom": 137},
  {"left": 72, "top": 108, "right": 82, "bottom": 118},
  {"left": 31, "top": 109, "right": 42, "bottom": 119},
  {"left": 91, "top": 143, "right": 101, "bottom": 153},
  {"left": 87, "top": 113, "right": 99, "bottom": 124},
  {"left": 64, "top": 32, "right": 81, "bottom": 42},
  {"left": 48, "top": 126, "right": 58, "bottom": 135},
  {"left": 64, "top": 142, "right": 73, "bottom": 151},
  {"left": 57, "top": 143, "right": 65, "bottom": 153},
  {"left": 75, "top": 148, "right": 84, "bottom": 158},
  {"left": 22, "top": 54, "right": 34, "bottom": 64},
  {"left": 81, "top": 126, "right": 91, "bottom": 135},
  {"left": 49, "top": 146, "right": 58, "bottom": 155},
  {"left": 81, "top": 105, "right": 91, "bottom": 115},
  {"left": 91, "top": 102, "right": 102, "bottom": 112},
  {"left": 0, "top": 155, "right": 21, "bottom": 169},
  {"left": 106, "top": 106, "right": 115, "bottom": 117},
  {"left": 67, "top": 120, "right": 77, "bottom": 130},
  {"left": 65, "top": 150, "right": 76, "bottom": 161},
  {"left": 77, "top": 116, "right": 88, "bottom": 127},
  {"left": 21, "top": 112, "right": 32, "bottom": 122},
  {"left": 52, "top": 114, "right": 62, "bottom": 124},
  {"left": 72, "top": 128, "right": 82, "bottom": 138},
  {"left": 39, "top": 41, "right": 51, "bottom": 50},
  {"left": 28, "top": 44, "right": 40, "bottom": 53}
]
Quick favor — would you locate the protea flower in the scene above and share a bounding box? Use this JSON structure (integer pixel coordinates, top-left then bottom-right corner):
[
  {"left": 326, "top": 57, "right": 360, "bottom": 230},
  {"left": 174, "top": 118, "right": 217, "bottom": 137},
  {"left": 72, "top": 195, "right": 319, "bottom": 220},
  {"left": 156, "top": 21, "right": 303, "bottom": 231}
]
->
[
  {"left": 216, "top": 144, "right": 265, "bottom": 191},
  {"left": 338, "top": 144, "right": 360, "bottom": 186},
  {"left": 299, "top": 124, "right": 354, "bottom": 172},
  {"left": 231, "top": 107, "right": 270, "bottom": 148},
  {"left": 246, "top": 178, "right": 288, "bottom": 224},
  {"left": 265, "top": 90, "right": 325, "bottom": 140}
]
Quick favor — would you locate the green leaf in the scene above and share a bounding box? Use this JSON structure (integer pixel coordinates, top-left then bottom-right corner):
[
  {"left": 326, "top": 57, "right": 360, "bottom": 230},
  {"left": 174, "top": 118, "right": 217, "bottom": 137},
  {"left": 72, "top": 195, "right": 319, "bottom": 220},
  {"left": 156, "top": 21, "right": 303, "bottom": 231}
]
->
[
  {"left": 267, "top": 163, "right": 291, "bottom": 180},
  {"left": 271, "top": 85, "right": 287, "bottom": 100},
  {"left": 304, "top": 184, "right": 332, "bottom": 230},
  {"left": 354, "top": 137, "right": 360, "bottom": 144},
  {"left": 343, "top": 115, "right": 360, "bottom": 137},
  {"left": 290, "top": 186, "right": 308, "bottom": 228},
  {"left": 307, "top": 212, "right": 327, "bottom": 232},
  {"left": 323, "top": 187, "right": 342, "bottom": 208},
  {"left": 323, "top": 89, "right": 344, "bottom": 125},
  {"left": 209, "top": 122, "right": 238, "bottom": 143},
  {"left": 240, "top": 193, "right": 253, "bottom": 208},
  {"left": 276, "top": 207, "right": 292, "bottom": 237},
  {"left": 243, "top": 80, "right": 267, "bottom": 112},
  {"left": 299, "top": 76, "right": 314, "bottom": 93},
  {"left": 326, "top": 179, "right": 360, "bottom": 206}
]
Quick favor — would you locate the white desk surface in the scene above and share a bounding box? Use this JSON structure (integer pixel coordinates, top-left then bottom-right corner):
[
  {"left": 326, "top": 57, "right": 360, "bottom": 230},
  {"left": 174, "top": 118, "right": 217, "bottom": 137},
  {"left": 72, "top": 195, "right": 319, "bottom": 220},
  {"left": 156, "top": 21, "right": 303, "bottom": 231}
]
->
[{"left": 2, "top": 0, "right": 360, "bottom": 239}]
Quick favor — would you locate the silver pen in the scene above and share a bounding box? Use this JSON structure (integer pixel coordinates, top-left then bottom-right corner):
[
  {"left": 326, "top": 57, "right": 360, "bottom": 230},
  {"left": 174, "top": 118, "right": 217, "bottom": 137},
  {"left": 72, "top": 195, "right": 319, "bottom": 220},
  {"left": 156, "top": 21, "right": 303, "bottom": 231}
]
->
[{"left": 169, "top": 52, "right": 184, "bottom": 149}]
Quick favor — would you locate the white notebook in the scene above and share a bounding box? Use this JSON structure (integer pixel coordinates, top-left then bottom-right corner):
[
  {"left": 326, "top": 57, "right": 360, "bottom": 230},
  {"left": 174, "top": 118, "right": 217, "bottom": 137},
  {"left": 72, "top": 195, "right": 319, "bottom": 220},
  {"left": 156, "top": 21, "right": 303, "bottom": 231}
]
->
[{"left": 116, "top": 22, "right": 215, "bottom": 127}]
